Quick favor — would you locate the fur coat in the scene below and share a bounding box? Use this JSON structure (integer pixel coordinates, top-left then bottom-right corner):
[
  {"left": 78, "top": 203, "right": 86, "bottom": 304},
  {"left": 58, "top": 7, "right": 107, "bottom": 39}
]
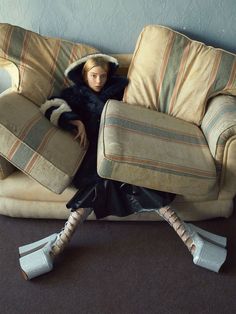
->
[
  {"left": 41, "top": 53, "right": 128, "bottom": 143},
  {"left": 40, "top": 53, "right": 128, "bottom": 190}
]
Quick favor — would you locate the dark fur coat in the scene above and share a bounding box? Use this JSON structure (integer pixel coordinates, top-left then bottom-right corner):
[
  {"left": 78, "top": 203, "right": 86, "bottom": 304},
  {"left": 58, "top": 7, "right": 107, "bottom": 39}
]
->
[{"left": 59, "top": 75, "right": 129, "bottom": 192}]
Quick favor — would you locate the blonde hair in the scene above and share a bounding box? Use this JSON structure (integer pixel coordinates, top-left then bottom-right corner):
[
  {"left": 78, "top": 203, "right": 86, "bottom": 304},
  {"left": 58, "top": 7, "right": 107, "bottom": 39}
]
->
[{"left": 82, "top": 57, "right": 109, "bottom": 82}]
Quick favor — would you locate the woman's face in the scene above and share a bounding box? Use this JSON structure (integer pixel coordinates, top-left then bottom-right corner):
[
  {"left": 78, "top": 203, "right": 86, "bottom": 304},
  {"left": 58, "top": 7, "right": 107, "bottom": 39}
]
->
[{"left": 86, "top": 66, "right": 108, "bottom": 92}]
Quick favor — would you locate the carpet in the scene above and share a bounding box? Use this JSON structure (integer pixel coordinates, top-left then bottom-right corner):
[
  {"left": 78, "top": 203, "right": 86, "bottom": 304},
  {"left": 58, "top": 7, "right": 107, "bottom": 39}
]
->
[{"left": 0, "top": 204, "right": 236, "bottom": 314}]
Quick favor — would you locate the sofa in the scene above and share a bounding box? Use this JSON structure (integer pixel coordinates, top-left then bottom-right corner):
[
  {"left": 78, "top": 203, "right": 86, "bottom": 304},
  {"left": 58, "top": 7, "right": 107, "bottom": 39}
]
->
[{"left": 0, "top": 23, "right": 236, "bottom": 221}]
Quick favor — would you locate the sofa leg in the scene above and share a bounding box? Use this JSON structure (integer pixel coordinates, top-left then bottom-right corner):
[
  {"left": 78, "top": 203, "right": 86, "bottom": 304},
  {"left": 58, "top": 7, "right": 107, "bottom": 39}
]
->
[
  {"left": 156, "top": 206, "right": 227, "bottom": 273},
  {"left": 18, "top": 208, "right": 92, "bottom": 280}
]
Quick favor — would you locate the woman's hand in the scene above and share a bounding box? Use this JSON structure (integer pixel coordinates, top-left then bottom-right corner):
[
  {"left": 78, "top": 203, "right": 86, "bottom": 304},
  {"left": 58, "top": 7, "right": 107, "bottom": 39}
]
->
[{"left": 69, "top": 120, "right": 88, "bottom": 148}]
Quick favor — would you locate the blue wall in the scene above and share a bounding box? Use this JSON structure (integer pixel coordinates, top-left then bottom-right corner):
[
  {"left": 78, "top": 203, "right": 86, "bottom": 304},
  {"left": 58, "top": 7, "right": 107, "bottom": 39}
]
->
[{"left": 0, "top": 0, "right": 236, "bottom": 91}]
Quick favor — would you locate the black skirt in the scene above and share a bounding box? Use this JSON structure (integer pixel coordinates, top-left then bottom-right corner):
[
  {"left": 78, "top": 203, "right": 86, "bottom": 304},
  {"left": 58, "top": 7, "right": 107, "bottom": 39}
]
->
[{"left": 67, "top": 179, "right": 175, "bottom": 219}]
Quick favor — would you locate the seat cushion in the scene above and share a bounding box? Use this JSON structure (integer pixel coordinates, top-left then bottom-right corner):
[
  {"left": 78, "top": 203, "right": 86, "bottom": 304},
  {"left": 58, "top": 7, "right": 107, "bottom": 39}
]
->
[
  {"left": 0, "top": 171, "right": 232, "bottom": 220},
  {"left": 124, "top": 25, "right": 236, "bottom": 125},
  {"left": 0, "top": 92, "right": 86, "bottom": 194},
  {"left": 98, "top": 100, "right": 218, "bottom": 198}
]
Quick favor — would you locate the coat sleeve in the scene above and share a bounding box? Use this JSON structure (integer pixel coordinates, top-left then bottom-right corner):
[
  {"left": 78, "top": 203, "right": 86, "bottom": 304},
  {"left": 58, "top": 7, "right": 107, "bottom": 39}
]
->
[{"left": 40, "top": 98, "right": 80, "bottom": 131}]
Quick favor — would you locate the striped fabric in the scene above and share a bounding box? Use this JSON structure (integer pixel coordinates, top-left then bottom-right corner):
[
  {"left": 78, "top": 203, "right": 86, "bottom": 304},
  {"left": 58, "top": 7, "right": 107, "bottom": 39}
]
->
[
  {"left": 124, "top": 25, "right": 236, "bottom": 126},
  {"left": 0, "top": 23, "right": 96, "bottom": 186},
  {"left": 0, "top": 23, "right": 98, "bottom": 105},
  {"left": 201, "top": 95, "right": 236, "bottom": 168},
  {"left": 98, "top": 100, "right": 217, "bottom": 198},
  {"left": 0, "top": 92, "right": 86, "bottom": 193}
]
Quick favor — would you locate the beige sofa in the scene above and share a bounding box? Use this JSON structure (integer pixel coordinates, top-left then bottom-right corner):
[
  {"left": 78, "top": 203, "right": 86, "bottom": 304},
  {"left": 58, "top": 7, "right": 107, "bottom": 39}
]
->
[{"left": 0, "top": 23, "right": 236, "bottom": 221}]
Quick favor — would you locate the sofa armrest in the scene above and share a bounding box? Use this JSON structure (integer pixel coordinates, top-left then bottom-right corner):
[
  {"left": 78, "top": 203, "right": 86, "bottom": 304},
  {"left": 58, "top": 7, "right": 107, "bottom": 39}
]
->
[
  {"left": 201, "top": 95, "right": 236, "bottom": 167},
  {"left": 0, "top": 91, "right": 87, "bottom": 194},
  {"left": 201, "top": 95, "right": 236, "bottom": 198}
]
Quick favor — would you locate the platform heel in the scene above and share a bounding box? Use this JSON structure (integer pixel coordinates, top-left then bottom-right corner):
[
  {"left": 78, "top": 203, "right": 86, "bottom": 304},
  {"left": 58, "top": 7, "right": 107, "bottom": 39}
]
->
[
  {"left": 19, "top": 208, "right": 92, "bottom": 280},
  {"left": 191, "top": 232, "right": 227, "bottom": 272},
  {"left": 19, "top": 233, "right": 58, "bottom": 258},
  {"left": 186, "top": 223, "right": 227, "bottom": 248},
  {"left": 19, "top": 238, "right": 55, "bottom": 280},
  {"left": 156, "top": 206, "right": 227, "bottom": 272}
]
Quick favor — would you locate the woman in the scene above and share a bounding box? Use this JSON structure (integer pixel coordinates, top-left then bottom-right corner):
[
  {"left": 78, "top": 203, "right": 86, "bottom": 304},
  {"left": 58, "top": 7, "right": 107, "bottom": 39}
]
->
[
  {"left": 18, "top": 53, "right": 227, "bottom": 280},
  {"left": 41, "top": 53, "right": 174, "bottom": 218}
]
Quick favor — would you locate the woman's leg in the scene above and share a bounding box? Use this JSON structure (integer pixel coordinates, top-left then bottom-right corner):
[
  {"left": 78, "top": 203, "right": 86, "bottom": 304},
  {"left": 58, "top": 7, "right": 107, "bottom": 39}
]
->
[
  {"left": 124, "top": 185, "right": 227, "bottom": 272},
  {"left": 157, "top": 206, "right": 195, "bottom": 253},
  {"left": 19, "top": 208, "right": 92, "bottom": 280},
  {"left": 51, "top": 208, "right": 92, "bottom": 257}
]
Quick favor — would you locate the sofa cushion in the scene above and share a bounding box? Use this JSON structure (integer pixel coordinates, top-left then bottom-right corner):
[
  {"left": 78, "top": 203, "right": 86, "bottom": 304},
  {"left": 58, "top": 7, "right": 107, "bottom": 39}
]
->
[
  {"left": 124, "top": 25, "right": 236, "bottom": 125},
  {"left": 0, "top": 23, "right": 98, "bottom": 105},
  {"left": 1, "top": 171, "right": 232, "bottom": 220},
  {"left": 0, "top": 92, "right": 86, "bottom": 194},
  {"left": 98, "top": 100, "right": 218, "bottom": 198}
]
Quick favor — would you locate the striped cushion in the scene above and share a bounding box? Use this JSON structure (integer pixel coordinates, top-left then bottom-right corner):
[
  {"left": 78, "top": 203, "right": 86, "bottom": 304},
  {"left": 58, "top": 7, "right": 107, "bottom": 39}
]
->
[
  {"left": 98, "top": 100, "right": 217, "bottom": 198},
  {"left": 201, "top": 95, "right": 236, "bottom": 168},
  {"left": 124, "top": 25, "right": 236, "bottom": 125},
  {"left": 0, "top": 92, "right": 86, "bottom": 193},
  {"left": 0, "top": 23, "right": 98, "bottom": 105}
]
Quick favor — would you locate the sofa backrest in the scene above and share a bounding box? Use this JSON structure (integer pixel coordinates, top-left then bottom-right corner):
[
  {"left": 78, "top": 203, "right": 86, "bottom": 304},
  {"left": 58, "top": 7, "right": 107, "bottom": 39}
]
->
[
  {"left": 0, "top": 23, "right": 98, "bottom": 105},
  {"left": 124, "top": 25, "right": 236, "bottom": 125}
]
